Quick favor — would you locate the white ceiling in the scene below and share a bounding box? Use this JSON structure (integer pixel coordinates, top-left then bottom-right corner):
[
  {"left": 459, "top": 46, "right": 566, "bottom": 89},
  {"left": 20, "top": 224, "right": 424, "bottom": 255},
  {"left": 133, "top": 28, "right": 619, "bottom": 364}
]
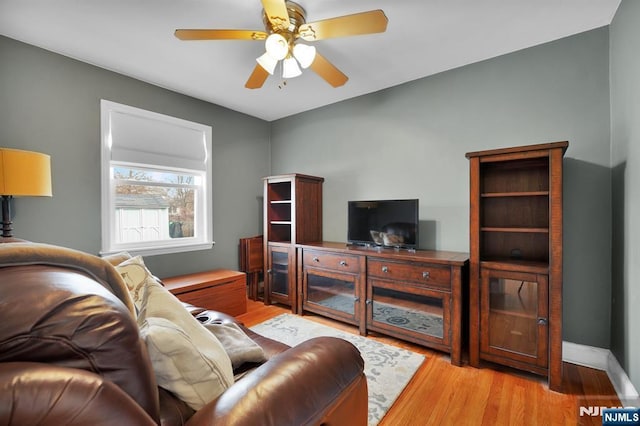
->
[{"left": 0, "top": 0, "right": 621, "bottom": 122}]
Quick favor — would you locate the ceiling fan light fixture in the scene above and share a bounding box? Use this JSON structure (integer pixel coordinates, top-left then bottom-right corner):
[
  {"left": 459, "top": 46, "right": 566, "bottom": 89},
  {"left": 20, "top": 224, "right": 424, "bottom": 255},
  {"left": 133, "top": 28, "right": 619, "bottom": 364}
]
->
[
  {"left": 264, "top": 33, "right": 289, "bottom": 60},
  {"left": 175, "top": 2, "right": 389, "bottom": 90},
  {"left": 292, "top": 43, "right": 316, "bottom": 69},
  {"left": 282, "top": 56, "right": 302, "bottom": 78},
  {"left": 256, "top": 52, "right": 278, "bottom": 74}
]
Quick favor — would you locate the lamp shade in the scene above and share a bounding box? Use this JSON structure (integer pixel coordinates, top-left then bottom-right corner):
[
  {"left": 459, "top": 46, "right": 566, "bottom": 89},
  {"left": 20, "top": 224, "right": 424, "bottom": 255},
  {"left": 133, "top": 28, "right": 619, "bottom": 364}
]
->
[
  {"left": 264, "top": 33, "right": 289, "bottom": 61},
  {"left": 282, "top": 56, "right": 302, "bottom": 79},
  {"left": 0, "top": 148, "right": 52, "bottom": 197},
  {"left": 256, "top": 52, "right": 278, "bottom": 75},
  {"left": 293, "top": 43, "right": 316, "bottom": 69}
]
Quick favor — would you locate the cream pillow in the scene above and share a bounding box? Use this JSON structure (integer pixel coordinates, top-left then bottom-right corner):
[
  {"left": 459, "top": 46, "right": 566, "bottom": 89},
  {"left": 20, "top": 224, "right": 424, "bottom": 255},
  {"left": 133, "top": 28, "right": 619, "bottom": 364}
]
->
[
  {"left": 115, "top": 256, "right": 234, "bottom": 410},
  {"left": 113, "top": 255, "right": 149, "bottom": 309}
]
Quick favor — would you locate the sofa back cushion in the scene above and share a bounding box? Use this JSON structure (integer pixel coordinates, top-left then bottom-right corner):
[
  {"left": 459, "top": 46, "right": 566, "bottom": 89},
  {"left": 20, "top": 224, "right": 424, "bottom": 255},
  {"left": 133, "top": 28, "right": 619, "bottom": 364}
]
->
[{"left": 0, "top": 264, "right": 160, "bottom": 423}]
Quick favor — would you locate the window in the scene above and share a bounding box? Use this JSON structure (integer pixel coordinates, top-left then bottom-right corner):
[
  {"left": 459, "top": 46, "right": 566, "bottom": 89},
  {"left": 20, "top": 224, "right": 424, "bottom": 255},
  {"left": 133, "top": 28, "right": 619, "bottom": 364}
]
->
[{"left": 100, "top": 100, "right": 213, "bottom": 256}]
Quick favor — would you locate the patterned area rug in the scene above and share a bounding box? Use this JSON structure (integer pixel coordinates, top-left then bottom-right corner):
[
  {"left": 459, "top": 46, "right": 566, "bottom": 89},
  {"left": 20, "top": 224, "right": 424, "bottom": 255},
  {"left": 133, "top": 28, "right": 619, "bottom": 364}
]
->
[{"left": 251, "top": 313, "right": 425, "bottom": 425}]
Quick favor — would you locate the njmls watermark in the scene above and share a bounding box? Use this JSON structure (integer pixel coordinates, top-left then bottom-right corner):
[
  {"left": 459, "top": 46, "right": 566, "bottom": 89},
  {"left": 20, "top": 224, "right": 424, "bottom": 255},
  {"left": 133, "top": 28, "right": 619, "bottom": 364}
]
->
[
  {"left": 579, "top": 406, "right": 640, "bottom": 425},
  {"left": 580, "top": 406, "right": 621, "bottom": 417}
]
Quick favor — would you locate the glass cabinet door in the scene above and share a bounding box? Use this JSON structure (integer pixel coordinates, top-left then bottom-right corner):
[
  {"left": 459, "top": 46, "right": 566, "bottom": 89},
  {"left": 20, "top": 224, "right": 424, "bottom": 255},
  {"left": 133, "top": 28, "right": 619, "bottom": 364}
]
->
[
  {"left": 367, "top": 280, "right": 450, "bottom": 346},
  {"left": 480, "top": 269, "right": 548, "bottom": 367},
  {"left": 266, "top": 245, "right": 294, "bottom": 308},
  {"left": 302, "top": 269, "right": 359, "bottom": 325},
  {"left": 270, "top": 250, "right": 289, "bottom": 295}
]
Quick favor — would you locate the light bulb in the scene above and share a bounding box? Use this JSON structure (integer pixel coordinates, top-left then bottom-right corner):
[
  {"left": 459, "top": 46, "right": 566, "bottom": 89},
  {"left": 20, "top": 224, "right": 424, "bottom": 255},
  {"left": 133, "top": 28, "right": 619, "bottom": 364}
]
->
[
  {"left": 282, "top": 56, "right": 302, "bottom": 78},
  {"left": 264, "top": 33, "right": 288, "bottom": 61},
  {"left": 293, "top": 43, "right": 316, "bottom": 69}
]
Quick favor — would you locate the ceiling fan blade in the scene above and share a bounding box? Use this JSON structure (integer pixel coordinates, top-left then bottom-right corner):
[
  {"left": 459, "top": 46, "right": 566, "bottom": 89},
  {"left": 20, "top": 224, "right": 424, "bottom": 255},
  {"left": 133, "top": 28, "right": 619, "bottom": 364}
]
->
[
  {"left": 245, "top": 64, "right": 270, "bottom": 89},
  {"left": 175, "top": 29, "right": 268, "bottom": 41},
  {"left": 310, "top": 52, "right": 348, "bottom": 88},
  {"left": 298, "top": 10, "right": 388, "bottom": 41},
  {"left": 261, "top": 0, "right": 290, "bottom": 31}
]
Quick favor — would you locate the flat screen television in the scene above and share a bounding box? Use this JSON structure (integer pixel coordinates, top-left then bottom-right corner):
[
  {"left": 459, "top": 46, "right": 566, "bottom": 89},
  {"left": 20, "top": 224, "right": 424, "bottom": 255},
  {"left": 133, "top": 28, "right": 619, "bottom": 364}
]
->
[{"left": 347, "top": 199, "right": 419, "bottom": 249}]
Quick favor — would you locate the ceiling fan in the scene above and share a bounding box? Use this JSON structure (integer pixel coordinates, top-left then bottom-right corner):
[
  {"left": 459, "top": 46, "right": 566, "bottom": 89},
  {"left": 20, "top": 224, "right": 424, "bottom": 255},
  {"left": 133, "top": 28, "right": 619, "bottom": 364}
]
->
[{"left": 174, "top": 0, "right": 388, "bottom": 89}]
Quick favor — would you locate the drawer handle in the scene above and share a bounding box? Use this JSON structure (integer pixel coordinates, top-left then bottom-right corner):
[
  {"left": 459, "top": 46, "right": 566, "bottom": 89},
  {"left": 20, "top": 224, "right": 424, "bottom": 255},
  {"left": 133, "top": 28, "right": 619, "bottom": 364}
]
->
[
  {"left": 339, "top": 260, "right": 347, "bottom": 267},
  {"left": 422, "top": 271, "right": 430, "bottom": 279},
  {"left": 312, "top": 256, "right": 319, "bottom": 262},
  {"left": 537, "top": 318, "right": 548, "bottom": 325},
  {"left": 381, "top": 266, "right": 389, "bottom": 273}
]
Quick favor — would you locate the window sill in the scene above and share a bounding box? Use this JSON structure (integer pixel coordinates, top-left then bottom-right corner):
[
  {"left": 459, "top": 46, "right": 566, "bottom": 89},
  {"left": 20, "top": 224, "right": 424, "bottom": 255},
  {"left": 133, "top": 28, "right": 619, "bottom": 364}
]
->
[{"left": 101, "top": 241, "right": 215, "bottom": 257}]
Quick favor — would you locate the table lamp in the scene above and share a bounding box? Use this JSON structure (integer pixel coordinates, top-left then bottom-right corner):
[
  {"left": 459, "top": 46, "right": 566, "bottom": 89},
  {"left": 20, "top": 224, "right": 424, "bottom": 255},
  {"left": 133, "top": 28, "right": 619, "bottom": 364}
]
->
[{"left": 0, "top": 148, "right": 52, "bottom": 238}]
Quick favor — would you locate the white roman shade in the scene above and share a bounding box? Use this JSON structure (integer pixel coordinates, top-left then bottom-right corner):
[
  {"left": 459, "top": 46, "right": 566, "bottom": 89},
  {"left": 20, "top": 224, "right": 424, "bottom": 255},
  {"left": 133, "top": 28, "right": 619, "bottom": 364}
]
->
[{"left": 104, "top": 101, "right": 210, "bottom": 171}]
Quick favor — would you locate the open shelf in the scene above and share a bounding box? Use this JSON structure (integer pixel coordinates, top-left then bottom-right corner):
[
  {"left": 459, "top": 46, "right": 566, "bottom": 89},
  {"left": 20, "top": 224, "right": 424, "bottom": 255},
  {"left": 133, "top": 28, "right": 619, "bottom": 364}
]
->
[
  {"left": 481, "top": 195, "right": 549, "bottom": 229},
  {"left": 268, "top": 181, "right": 292, "bottom": 201},
  {"left": 480, "top": 231, "right": 549, "bottom": 263},
  {"left": 480, "top": 259, "right": 549, "bottom": 274},
  {"left": 482, "top": 227, "right": 549, "bottom": 233},
  {"left": 267, "top": 224, "right": 291, "bottom": 243},
  {"left": 480, "top": 158, "right": 549, "bottom": 194},
  {"left": 482, "top": 191, "right": 549, "bottom": 197}
]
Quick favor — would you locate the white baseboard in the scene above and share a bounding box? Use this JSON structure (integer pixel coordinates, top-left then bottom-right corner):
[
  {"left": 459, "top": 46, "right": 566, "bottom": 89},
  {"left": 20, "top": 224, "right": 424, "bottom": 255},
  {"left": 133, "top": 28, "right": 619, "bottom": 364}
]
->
[{"left": 563, "top": 341, "right": 640, "bottom": 406}]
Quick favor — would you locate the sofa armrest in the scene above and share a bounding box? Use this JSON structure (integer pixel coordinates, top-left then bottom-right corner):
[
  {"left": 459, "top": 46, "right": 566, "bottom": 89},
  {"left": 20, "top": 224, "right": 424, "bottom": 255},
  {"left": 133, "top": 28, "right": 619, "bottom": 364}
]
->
[
  {"left": 186, "top": 336, "right": 368, "bottom": 426},
  {"left": 0, "top": 363, "right": 156, "bottom": 426}
]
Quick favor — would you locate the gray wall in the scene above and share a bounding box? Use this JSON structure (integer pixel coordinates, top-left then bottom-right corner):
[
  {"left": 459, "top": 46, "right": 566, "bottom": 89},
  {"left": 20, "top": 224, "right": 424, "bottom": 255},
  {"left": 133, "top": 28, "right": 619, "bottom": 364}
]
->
[
  {"left": 271, "top": 28, "right": 612, "bottom": 348},
  {"left": 610, "top": 0, "right": 640, "bottom": 397},
  {"left": 0, "top": 36, "right": 270, "bottom": 278}
]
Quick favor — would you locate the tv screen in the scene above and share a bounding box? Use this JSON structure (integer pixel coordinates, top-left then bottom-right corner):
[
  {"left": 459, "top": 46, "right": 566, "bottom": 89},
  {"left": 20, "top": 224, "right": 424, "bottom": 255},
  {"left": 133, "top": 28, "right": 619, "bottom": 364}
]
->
[{"left": 347, "top": 199, "right": 419, "bottom": 249}]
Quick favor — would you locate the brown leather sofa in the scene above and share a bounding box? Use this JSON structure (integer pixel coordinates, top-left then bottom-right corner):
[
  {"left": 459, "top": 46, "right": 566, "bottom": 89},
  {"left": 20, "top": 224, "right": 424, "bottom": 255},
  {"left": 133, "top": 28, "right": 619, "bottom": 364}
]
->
[{"left": 0, "top": 241, "right": 368, "bottom": 425}]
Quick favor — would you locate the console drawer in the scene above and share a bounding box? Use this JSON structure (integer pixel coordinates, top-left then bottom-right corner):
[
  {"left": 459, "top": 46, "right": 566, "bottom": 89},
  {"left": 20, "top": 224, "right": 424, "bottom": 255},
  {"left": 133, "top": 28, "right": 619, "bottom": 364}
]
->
[
  {"left": 367, "top": 259, "right": 451, "bottom": 289},
  {"left": 303, "top": 250, "right": 361, "bottom": 273}
]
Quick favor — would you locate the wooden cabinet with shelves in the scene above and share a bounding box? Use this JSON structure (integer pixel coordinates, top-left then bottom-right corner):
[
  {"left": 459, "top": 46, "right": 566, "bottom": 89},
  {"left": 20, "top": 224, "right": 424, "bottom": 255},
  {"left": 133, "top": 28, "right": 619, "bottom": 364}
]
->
[
  {"left": 466, "top": 141, "right": 567, "bottom": 391},
  {"left": 297, "top": 242, "right": 468, "bottom": 365},
  {"left": 263, "top": 174, "right": 323, "bottom": 310}
]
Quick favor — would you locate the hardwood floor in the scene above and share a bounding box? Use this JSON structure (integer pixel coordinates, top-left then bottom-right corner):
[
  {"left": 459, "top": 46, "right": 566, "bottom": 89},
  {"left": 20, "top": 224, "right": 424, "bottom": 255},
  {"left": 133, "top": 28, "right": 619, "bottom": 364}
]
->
[{"left": 237, "top": 300, "right": 621, "bottom": 425}]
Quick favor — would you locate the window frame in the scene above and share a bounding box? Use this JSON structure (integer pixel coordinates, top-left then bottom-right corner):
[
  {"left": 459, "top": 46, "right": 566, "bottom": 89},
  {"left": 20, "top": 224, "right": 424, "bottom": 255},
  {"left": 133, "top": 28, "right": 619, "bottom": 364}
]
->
[{"left": 100, "top": 100, "right": 213, "bottom": 257}]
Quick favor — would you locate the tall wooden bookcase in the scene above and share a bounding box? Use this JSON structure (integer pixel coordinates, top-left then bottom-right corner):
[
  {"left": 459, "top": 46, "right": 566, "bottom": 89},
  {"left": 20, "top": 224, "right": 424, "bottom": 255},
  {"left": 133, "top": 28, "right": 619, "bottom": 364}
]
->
[
  {"left": 263, "top": 173, "right": 324, "bottom": 311},
  {"left": 466, "top": 141, "right": 568, "bottom": 392}
]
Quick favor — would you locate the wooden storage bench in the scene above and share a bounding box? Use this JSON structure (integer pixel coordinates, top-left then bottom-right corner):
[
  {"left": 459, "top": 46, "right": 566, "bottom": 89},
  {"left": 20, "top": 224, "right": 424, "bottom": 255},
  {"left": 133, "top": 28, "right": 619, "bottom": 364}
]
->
[{"left": 163, "top": 269, "right": 247, "bottom": 316}]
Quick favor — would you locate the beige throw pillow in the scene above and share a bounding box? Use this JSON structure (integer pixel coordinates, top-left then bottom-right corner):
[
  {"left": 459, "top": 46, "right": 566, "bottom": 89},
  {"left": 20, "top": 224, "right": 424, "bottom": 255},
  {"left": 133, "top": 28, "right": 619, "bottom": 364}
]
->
[
  {"left": 115, "top": 256, "right": 234, "bottom": 410},
  {"left": 114, "top": 255, "right": 149, "bottom": 309}
]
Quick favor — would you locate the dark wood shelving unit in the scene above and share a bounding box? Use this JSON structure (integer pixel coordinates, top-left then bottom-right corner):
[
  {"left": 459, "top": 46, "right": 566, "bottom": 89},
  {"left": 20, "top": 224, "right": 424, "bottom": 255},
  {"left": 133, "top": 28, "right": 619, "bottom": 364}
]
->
[
  {"left": 263, "top": 174, "right": 324, "bottom": 310},
  {"left": 467, "top": 141, "right": 568, "bottom": 392}
]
